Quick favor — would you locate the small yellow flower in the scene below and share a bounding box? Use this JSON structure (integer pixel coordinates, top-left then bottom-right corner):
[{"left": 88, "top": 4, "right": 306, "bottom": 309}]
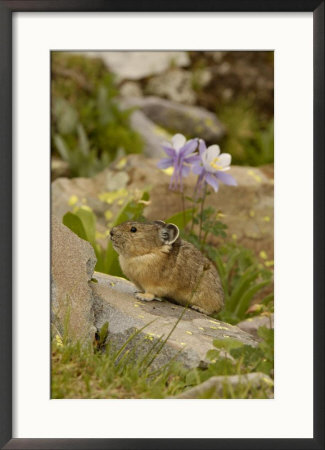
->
[
  {"left": 232, "top": 234, "right": 237, "bottom": 240},
  {"left": 162, "top": 167, "right": 174, "bottom": 176},
  {"left": 68, "top": 195, "right": 78, "bottom": 206},
  {"left": 263, "top": 216, "right": 271, "bottom": 222},
  {"left": 186, "top": 331, "right": 193, "bottom": 335},
  {"left": 249, "top": 210, "right": 255, "bottom": 218},
  {"left": 265, "top": 260, "right": 274, "bottom": 267},
  {"left": 259, "top": 251, "right": 267, "bottom": 260},
  {"left": 55, "top": 335, "right": 63, "bottom": 347},
  {"left": 80, "top": 205, "right": 92, "bottom": 212},
  {"left": 116, "top": 157, "right": 127, "bottom": 169},
  {"left": 105, "top": 210, "right": 113, "bottom": 221}
]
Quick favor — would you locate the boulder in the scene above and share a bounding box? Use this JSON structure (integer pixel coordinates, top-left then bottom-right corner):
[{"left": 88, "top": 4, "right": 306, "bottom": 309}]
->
[
  {"left": 175, "top": 372, "right": 274, "bottom": 398},
  {"left": 80, "top": 51, "right": 190, "bottom": 81},
  {"left": 122, "top": 96, "right": 225, "bottom": 142},
  {"left": 51, "top": 217, "right": 97, "bottom": 343},
  {"left": 128, "top": 109, "right": 171, "bottom": 158},
  {"left": 237, "top": 314, "right": 274, "bottom": 339},
  {"left": 120, "top": 81, "right": 143, "bottom": 98},
  {"left": 92, "top": 272, "right": 258, "bottom": 370},
  {"left": 145, "top": 68, "right": 197, "bottom": 104}
]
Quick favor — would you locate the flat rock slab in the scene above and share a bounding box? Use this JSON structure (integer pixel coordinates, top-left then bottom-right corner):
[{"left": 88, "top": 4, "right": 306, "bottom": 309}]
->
[{"left": 91, "top": 272, "right": 257, "bottom": 369}]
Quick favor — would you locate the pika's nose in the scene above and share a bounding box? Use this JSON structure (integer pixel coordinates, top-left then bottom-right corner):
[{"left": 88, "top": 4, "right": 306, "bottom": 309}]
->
[{"left": 110, "top": 229, "right": 114, "bottom": 238}]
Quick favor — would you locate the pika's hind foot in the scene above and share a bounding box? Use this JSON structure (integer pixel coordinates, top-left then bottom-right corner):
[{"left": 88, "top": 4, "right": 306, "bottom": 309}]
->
[
  {"left": 135, "top": 292, "right": 162, "bottom": 302},
  {"left": 191, "top": 305, "right": 210, "bottom": 315}
]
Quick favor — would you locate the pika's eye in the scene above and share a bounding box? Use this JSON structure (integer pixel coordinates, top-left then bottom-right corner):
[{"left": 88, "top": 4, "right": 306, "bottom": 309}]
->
[{"left": 130, "top": 226, "right": 137, "bottom": 233}]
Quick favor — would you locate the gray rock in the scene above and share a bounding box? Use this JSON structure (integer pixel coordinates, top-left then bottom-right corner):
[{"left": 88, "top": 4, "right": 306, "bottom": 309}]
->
[
  {"left": 122, "top": 96, "right": 225, "bottom": 142},
  {"left": 79, "top": 51, "right": 190, "bottom": 81},
  {"left": 120, "top": 81, "right": 143, "bottom": 98},
  {"left": 175, "top": 372, "right": 274, "bottom": 398},
  {"left": 237, "top": 314, "right": 274, "bottom": 339},
  {"left": 51, "top": 157, "right": 70, "bottom": 180},
  {"left": 145, "top": 69, "right": 196, "bottom": 104},
  {"left": 128, "top": 109, "right": 171, "bottom": 158},
  {"left": 91, "top": 272, "right": 257, "bottom": 370},
  {"left": 51, "top": 216, "right": 97, "bottom": 343}
]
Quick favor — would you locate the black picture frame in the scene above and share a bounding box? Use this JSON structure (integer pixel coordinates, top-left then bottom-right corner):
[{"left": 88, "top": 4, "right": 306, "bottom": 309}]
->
[{"left": 0, "top": 1, "right": 324, "bottom": 449}]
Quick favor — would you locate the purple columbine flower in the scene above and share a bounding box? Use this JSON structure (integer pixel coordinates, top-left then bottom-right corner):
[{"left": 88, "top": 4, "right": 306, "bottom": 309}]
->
[
  {"left": 192, "top": 139, "right": 237, "bottom": 192},
  {"left": 157, "top": 134, "right": 200, "bottom": 191}
]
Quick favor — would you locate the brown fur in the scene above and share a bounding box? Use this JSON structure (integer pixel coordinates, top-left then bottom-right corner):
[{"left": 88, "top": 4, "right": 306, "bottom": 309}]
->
[{"left": 110, "top": 221, "right": 224, "bottom": 314}]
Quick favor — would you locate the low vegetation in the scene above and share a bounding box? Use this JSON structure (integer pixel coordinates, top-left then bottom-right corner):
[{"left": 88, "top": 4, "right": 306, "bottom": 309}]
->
[{"left": 52, "top": 322, "right": 273, "bottom": 399}]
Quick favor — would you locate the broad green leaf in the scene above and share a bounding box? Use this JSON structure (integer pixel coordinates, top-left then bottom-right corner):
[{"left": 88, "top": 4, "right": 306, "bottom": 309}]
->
[
  {"left": 77, "top": 123, "right": 90, "bottom": 156},
  {"left": 54, "top": 134, "right": 70, "bottom": 162},
  {"left": 62, "top": 212, "right": 87, "bottom": 241},
  {"left": 75, "top": 207, "right": 96, "bottom": 245},
  {"left": 228, "top": 268, "right": 259, "bottom": 310},
  {"left": 166, "top": 208, "right": 196, "bottom": 230},
  {"left": 213, "top": 338, "right": 244, "bottom": 352},
  {"left": 234, "top": 279, "right": 271, "bottom": 318}
]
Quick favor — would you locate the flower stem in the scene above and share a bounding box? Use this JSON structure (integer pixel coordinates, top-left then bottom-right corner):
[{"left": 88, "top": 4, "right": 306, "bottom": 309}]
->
[
  {"left": 181, "top": 192, "right": 186, "bottom": 230},
  {"left": 199, "top": 182, "right": 208, "bottom": 245}
]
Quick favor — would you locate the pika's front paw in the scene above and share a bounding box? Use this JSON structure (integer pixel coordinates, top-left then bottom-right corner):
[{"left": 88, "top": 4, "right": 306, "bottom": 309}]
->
[
  {"left": 192, "top": 305, "right": 210, "bottom": 315},
  {"left": 135, "top": 292, "right": 155, "bottom": 302}
]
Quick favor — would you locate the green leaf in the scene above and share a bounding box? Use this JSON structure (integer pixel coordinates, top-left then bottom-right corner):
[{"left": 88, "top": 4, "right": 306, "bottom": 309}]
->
[
  {"left": 62, "top": 212, "right": 88, "bottom": 241},
  {"left": 166, "top": 208, "right": 196, "bottom": 230},
  {"left": 75, "top": 207, "right": 96, "bottom": 245},
  {"left": 227, "top": 268, "right": 259, "bottom": 310},
  {"left": 261, "top": 292, "right": 274, "bottom": 305},
  {"left": 234, "top": 279, "right": 271, "bottom": 318},
  {"left": 77, "top": 124, "right": 90, "bottom": 156},
  {"left": 206, "top": 349, "right": 221, "bottom": 361},
  {"left": 54, "top": 134, "right": 70, "bottom": 162},
  {"left": 213, "top": 338, "right": 244, "bottom": 352},
  {"left": 99, "top": 321, "right": 109, "bottom": 344}
]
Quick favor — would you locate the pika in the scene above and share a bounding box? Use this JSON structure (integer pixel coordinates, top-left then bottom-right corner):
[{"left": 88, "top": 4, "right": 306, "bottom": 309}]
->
[{"left": 110, "top": 220, "right": 224, "bottom": 315}]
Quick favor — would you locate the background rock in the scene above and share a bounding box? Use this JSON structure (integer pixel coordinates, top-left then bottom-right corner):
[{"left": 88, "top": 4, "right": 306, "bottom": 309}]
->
[
  {"left": 51, "top": 217, "right": 97, "bottom": 343},
  {"left": 145, "top": 68, "right": 196, "bottom": 104},
  {"left": 80, "top": 51, "right": 190, "bottom": 81},
  {"left": 128, "top": 109, "right": 171, "bottom": 158},
  {"left": 120, "top": 81, "right": 143, "bottom": 98},
  {"left": 175, "top": 372, "right": 274, "bottom": 398},
  {"left": 122, "top": 96, "right": 225, "bottom": 143},
  {"left": 92, "top": 272, "right": 258, "bottom": 370},
  {"left": 237, "top": 314, "right": 274, "bottom": 339}
]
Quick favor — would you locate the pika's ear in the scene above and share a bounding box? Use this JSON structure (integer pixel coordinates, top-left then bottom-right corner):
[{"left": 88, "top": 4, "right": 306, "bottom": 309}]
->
[
  {"left": 159, "top": 223, "right": 179, "bottom": 245},
  {"left": 154, "top": 220, "right": 165, "bottom": 227}
]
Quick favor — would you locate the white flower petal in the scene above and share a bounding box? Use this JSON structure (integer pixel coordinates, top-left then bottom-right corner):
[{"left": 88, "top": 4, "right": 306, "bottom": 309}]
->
[
  {"left": 207, "top": 145, "right": 221, "bottom": 158},
  {"left": 172, "top": 134, "right": 186, "bottom": 151},
  {"left": 202, "top": 145, "right": 221, "bottom": 172},
  {"left": 218, "top": 153, "right": 232, "bottom": 168}
]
